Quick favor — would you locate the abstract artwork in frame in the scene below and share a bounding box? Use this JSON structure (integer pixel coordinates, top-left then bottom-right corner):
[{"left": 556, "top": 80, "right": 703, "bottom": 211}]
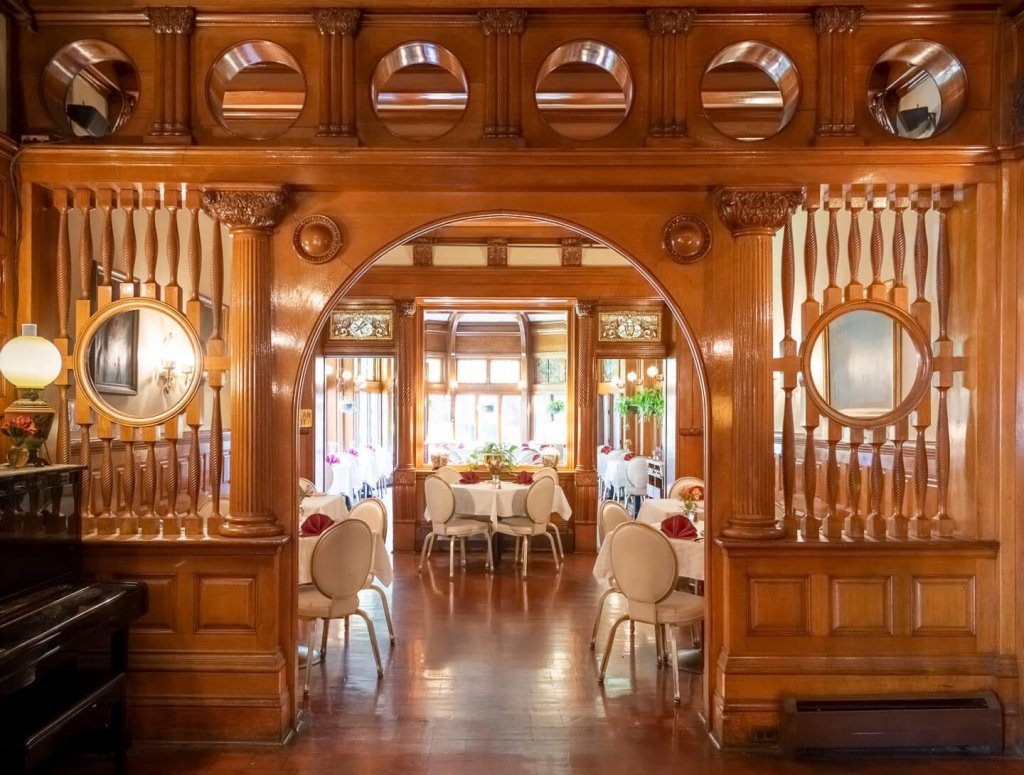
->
[{"left": 89, "top": 264, "right": 138, "bottom": 395}]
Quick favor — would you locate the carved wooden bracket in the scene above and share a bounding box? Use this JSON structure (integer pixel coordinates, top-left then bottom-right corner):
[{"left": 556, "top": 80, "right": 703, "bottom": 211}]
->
[
  {"left": 145, "top": 6, "right": 195, "bottom": 142},
  {"left": 714, "top": 187, "right": 805, "bottom": 237},
  {"left": 314, "top": 8, "right": 362, "bottom": 141},
  {"left": 201, "top": 188, "right": 288, "bottom": 232},
  {"left": 412, "top": 237, "right": 434, "bottom": 266},
  {"left": 560, "top": 237, "right": 582, "bottom": 266},
  {"left": 813, "top": 6, "right": 863, "bottom": 140},
  {"left": 646, "top": 8, "right": 695, "bottom": 141},
  {"left": 479, "top": 9, "right": 528, "bottom": 139},
  {"left": 487, "top": 238, "right": 508, "bottom": 266}
]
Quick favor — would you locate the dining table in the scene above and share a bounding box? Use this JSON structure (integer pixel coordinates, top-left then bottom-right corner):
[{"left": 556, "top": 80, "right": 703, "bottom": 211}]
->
[
  {"left": 447, "top": 480, "right": 573, "bottom": 527},
  {"left": 592, "top": 517, "right": 705, "bottom": 583},
  {"left": 636, "top": 498, "right": 704, "bottom": 527},
  {"left": 300, "top": 493, "right": 349, "bottom": 522}
]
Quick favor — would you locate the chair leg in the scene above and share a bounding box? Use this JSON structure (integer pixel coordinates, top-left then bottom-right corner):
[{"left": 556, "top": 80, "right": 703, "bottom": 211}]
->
[
  {"left": 354, "top": 609, "right": 384, "bottom": 677},
  {"left": 545, "top": 531, "right": 561, "bottom": 570},
  {"left": 449, "top": 534, "right": 456, "bottom": 579},
  {"left": 485, "top": 532, "right": 494, "bottom": 571},
  {"left": 320, "top": 617, "right": 330, "bottom": 656},
  {"left": 551, "top": 524, "right": 565, "bottom": 559},
  {"left": 344, "top": 616, "right": 350, "bottom": 634},
  {"left": 590, "top": 588, "right": 616, "bottom": 648},
  {"left": 522, "top": 536, "right": 529, "bottom": 577},
  {"left": 460, "top": 536, "right": 467, "bottom": 567},
  {"left": 513, "top": 536, "right": 521, "bottom": 565},
  {"left": 655, "top": 621, "right": 665, "bottom": 667},
  {"left": 598, "top": 614, "right": 629, "bottom": 683},
  {"left": 371, "top": 584, "right": 395, "bottom": 645},
  {"left": 303, "top": 619, "right": 318, "bottom": 695},
  {"left": 418, "top": 531, "right": 433, "bottom": 571},
  {"left": 667, "top": 623, "right": 681, "bottom": 704}
]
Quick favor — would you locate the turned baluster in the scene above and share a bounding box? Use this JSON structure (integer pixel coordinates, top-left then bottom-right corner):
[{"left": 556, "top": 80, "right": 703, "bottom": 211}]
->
[
  {"left": 139, "top": 437, "right": 159, "bottom": 536},
  {"left": 800, "top": 188, "right": 822, "bottom": 539},
  {"left": 779, "top": 208, "right": 798, "bottom": 537},
  {"left": 845, "top": 187, "right": 865, "bottom": 300},
  {"left": 909, "top": 188, "right": 933, "bottom": 539},
  {"left": 824, "top": 438, "right": 841, "bottom": 539},
  {"left": 932, "top": 189, "right": 955, "bottom": 537},
  {"left": 843, "top": 429, "right": 864, "bottom": 538},
  {"left": 119, "top": 436, "right": 137, "bottom": 534},
  {"left": 163, "top": 436, "right": 181, "bottom": 537},
  {"left": 53, "top": 190, "right": 72, "bottom": 465},
  {"left": 888, "top": 435, "right": 908, "bottom": 538},
  {"left": 866, "top": 431, "right": 886, "bottom": 539}
]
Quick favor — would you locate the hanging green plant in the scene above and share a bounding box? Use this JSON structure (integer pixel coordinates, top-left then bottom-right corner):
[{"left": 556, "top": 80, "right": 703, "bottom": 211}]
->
[
  {"left": 632, "top": 387, "right": 665, "bottom": 419},
  {"left": 546, "top": 398, "right": 566, "bottom": 419},
  {"left": 615, "top": 394, "right": 637, "bottom": 417}
]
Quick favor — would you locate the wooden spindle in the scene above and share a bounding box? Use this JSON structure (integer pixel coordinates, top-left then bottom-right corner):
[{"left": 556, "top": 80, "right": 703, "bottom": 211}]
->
[
  {"left": 910, "top": 188, "right": 933, "bottom": 539},
  {"left": 140, "top": 438, "right": 159, "bottom": 536},
  {"left": 802, "top": 429, "right": 819, "bottom": 539},
  {"left": 868, "top": 189, "right": 888, "bottom": 301},
  {"left": 844, "top": 429, "right": 864, "bottom": 538},
  {"left": 206, "top": 214, "right": 226, "bottom": 535},
  {"left": 54, "top": 191, "right": 72, "bottom": 465},
  {"left": 211, "top": 216, "right": 224, "bottom": 340},
  {"left": 97, "top": 431, "right": 115, "bottom": 534},
  {"left": 826, "top": 194, "right": 841, "bottom": 291},
  {"left": 824, "top": 438, "right": 841, "bottom": 539},
  {"left": 208, "top": 391, "right": 224, "bottom": 535},
  {"left": 99, "top": 191, "right": 114, "bottom": 286},
  {"left": 142, "top": 189, "right": 159, "bottom": 297},
  {"left": 187, "top": 194, "right": 202, "bottom": 302},
  {"left": 933, "top": 188, "right": 955, "bottom": 536},
  {"left": 120, "top": 437, "right": 137, "bottom": 534},
  {"left": 779, "top": 209, "right": 798, "bottom": 537},
  {"left": 163, "top": 437, "right": 180, "bottom": 537},
  {"left": 184, "top": 424, "right": 202, "bottom": 537},
  {"left": 888, "top": 435, "right": 908, "bottom": 538},
  {"left": 913, "top": 188, "right": 930, "bottom": 303},
  {"left": 120, "top": 189, "right": 138, "bottom": 286},
  {"left": 911, "top": 428, "right": 930, "bottom": 538},
  {"left": 866, "top": 431, "right": 885, "bottom": 539},
  {"left": 75, "top": 190, "right": 94, "bottom": 301},
  {"left": 80, "top": 425, "right": 93, "bottom": 527},
  {"left": 803, "top": 191, "right": 819, "bottom": 300},
  {"left": 165, "top": 189, "right": 182, "bottom": 303},
  {"left": 800, "top": 189, "right": 822, "bottom": 540},
  {"left": 845, "top": 187, "right": 865, "bottom": 300}
]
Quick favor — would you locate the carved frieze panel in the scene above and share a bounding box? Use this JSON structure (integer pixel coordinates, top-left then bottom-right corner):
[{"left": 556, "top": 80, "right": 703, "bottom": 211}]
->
[
  {"left": 328, "top": 308, "right": 394, "bottom": 341},
  {"left": 597, "top": 311, "right": 661, "bottom": 342}
]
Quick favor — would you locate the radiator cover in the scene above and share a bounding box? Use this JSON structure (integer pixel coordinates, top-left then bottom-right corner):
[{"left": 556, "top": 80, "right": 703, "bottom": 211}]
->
[{"left": 781, "top": 691, "right": 1003, "bottom": 755}]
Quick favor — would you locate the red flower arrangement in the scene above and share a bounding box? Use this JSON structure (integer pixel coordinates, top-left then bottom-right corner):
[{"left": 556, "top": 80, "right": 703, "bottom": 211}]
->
[
  {"left": 1, "top": 415, "right": 39, "bottom": 445},
  {"left": 682, "top": 485, "right": 704, "bottom": 501}
]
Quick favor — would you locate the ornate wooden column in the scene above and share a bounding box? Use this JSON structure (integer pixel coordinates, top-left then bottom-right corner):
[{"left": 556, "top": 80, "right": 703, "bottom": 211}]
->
[
  {"left": 813, "top": 6, "right": 862, "bottom": 143},
  {"left": 313, "top": 8, "right": 361, "bottom": 143},
  {"left": 201, "top": 187, "right": 286, "bottom": 537},
  {"left": 479, "top": 9, "right": 527, "bottom": 141},
  {"left": 715, "top": 188, "right": 803, "bottom": 539},
  {"left": 393, "top": 301, "right": 418, "bottom": 550},
  {"left": 645, "top": 8, "right": 695, "bottom": 143},
  {"left": 573, "top": 301, "right": 598, "bottom": 552},
  {"left": 145, "top": 6, "right": 195, "bottom": 143}
]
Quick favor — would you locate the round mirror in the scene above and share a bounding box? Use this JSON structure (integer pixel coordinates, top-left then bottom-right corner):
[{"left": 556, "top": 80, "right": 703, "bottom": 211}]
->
[
  {"left": 800, "top": 301, "right": 932, "bottom": 429},
  {"left": 42, "top": 40, "right": 140, "bottom": 137},
  {"left": 75, "top": 298, "right": 204, "bottom": 427},
  {"left": 700, "top": 41, "right": 800, "bottom": 141},
  {"left": 207, "top": 40, "right": 306, "bottom": 140},
  {"left": 371, "top": 42, "right": 469, "bottom": 141},
  {"left": 535, "top": 40, "right": 634, "bottom": 140},
  {"left": 867, "top": 40, "right": 966, "bottom": 139}
]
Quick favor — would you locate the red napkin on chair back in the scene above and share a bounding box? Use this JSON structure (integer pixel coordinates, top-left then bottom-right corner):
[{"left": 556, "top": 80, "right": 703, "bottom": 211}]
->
[
  {"left": 661, "top": 514, "right": 698, "bottom": 540},
  {"left": 599, "top": 445, "right": 612, "bottom": 454},
  {"left": 300, "top": 513, "right": 333, "bottom": 536},
  {"left": 459, "top": 471, "right": 481, "bottom": 484},
  {"left": 623, "top": 453, "right": 635, "bottom": 461},
  {"left": 516, "top": 471, "right": 534, "bottom": 484}
]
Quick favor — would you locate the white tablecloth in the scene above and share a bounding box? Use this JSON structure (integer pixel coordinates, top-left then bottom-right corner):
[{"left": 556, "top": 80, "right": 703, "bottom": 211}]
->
[
  {"left": 447, "top": 482, "right": 573, "bottom": 527},
  {"left": 592, "top": 520, "right": 705, "bottom": 582},
  {"left": 637, "top": 498, "right": 704, "bottom": 526},
  {"left": 301, "top": 493, "right": 349, "bottom": 522},
  {"left": 298, "top": 531, "right": 393, "bottom": 586}
]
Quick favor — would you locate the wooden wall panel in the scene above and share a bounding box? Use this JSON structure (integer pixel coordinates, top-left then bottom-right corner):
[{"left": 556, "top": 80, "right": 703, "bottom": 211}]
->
[
  {"left": 748, "top": 577, "right": 810, "bottom": 635},
  {"left": 195, "top": 575, "right": 259, "bottom": 633},
  {"left": 829, "top": 576, "right": 893, "bottom": 635},
  {"left": 912, "top": 576, "right": 976, "bottom": 636}
]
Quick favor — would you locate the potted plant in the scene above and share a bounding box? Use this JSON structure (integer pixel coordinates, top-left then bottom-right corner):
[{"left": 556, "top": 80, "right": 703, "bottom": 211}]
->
[
  {"left": 467, "top": 442, "right": 517, "bottom": 482},
  {"left": 615, "top": 394, "right": 637, "bottom": 417},
  {"left": 546, "top": 397, "right": 566, "bottom": 421},
  {"left": 632, "top": 387, "right": 665, "bottom": 419}
]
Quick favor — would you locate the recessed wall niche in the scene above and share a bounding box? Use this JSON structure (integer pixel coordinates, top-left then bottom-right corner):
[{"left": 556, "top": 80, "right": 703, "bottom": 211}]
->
[
  {"left": 700, "top": 41, "right": 800, "bottom": 141},
  {"left": 867, "top": 40, "right": 967, "bottom": 139},
  {"left": 41, "top": 40, "right": 140, "bottom": 138},
  {"left": 207, "top": 40, "right": 307, "bottom": 140},
  {"left": 534, "top": 40, "right": 634, "bottom": 140},
  {"left": 371, "top": 42, "right": 469, "bottom": 141}
]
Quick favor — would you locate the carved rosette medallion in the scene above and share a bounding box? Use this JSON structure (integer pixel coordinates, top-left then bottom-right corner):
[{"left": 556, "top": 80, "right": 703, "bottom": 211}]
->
[
  {"left": 813, "top": 6, "right": 863, "bottom": 34},
  {"left": 313, "top": 7, "right": 361, "bottom": 36},
  {"left": 645, "top": 8, "right": 695, "bottom": 35},
  {"left": 146, "top": 6, "right": 195, "bottom": 34},
  {"left": 662, "top": 214, "right": 711, "bottom": 263},
  {"left": 201, "top": 188, "right": 287, "bottom": 231},
  {"left": 714, "top": 188, "right": 805, "bottom": 237},
  {"left": 292, "top": 214, "right": 342, "bottom": 264},
  {"left": 479, "top": 9, "right": 527, "bottom": 35}
]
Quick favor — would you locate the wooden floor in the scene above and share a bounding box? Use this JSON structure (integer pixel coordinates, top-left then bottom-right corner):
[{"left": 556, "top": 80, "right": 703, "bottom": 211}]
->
[{"left": 63, "top": 547, "right": 1024, "bottom": 773}]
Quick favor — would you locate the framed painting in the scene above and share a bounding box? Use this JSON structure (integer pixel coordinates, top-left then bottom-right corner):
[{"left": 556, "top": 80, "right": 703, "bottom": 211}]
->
[{"left": 89, "top": 264, "right": 139, "bottom": 395}]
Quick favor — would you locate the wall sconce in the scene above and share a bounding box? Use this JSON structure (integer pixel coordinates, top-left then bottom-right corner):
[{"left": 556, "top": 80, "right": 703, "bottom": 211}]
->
[
  {"left": 341, "top": 369, "right": 352, "bottom": 383},
  {"left": 0, "top": 323, "right": 62, "bottom": 466},
  {"left": 449, "top": 378, "right": 458, "bottom": 391},
  {"left": 626, "top": 370, "right": 638, "bottom": 383},
  {"left": 158, "top": 331, "right": 195, "bottom": 394}
]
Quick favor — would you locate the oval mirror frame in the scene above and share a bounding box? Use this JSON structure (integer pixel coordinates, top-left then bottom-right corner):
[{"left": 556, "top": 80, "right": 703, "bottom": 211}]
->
[
  {"left": 800, "top": 300, "right": 932, "bottom": 430},
  {"left": 534, "top": 39, "right": 635, "bottom": 140},
  {"left": 867, "top": 39, "right": 967, "bottom": 139},
  {"left": 75, "top": 298, "right": 204, "bottom": 428},
  {"left": 370, "top": 41, "right": 470, "bottom": 141},
  {"left": 41, "top": 39, "right": 140, "bottom": 138},
  {"left": 207, "top": 39, "right": 307, "bottom": 140},
  {"left": 700, "top": 40, "right": 800, "bottom": 141}
]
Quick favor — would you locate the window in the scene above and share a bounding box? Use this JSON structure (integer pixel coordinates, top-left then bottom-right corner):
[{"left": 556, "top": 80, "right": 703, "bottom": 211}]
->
[
  {"left": 532, "top": 392, "right": 567, "bottom": 446},
  {"left": 456, "top": 359, "right": 487, "bottom": 383},
  {"left": 490, "top": 359, "right": 521, "bottom": 384},
  {"left": 426, "top": 357, "right": 443, "bottom": 384},
  {"left": 536, "top": 356, "right": 567, "bottom": 385}
]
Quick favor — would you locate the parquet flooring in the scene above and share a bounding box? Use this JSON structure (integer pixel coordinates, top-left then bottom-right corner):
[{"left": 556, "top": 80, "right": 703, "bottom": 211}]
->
[{"left": 59, "top": 547, "right": 1024, "bottom": 773}]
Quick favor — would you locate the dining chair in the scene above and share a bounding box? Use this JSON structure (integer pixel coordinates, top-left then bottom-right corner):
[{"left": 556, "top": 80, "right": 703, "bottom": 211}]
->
[
  {"left": 339, "top": 498, "right": 394, "bottom": 648},
  {"left": 590, "top": 500, "right": 631, "bottom": 649},
  {"left": 323, "top": 465, "right": 335, "bottom": 495},
  {"left": 299, "top": 519, "right": 384, "bottom": 693},
  {"left": 668, "top": 476, "right": 704, "bottom": 500},
  {"left": 493, "top": 476, "right": 558, "bottom": 577},
  {"left": 420, "top": 474, "right": 493, "bottom": 579},
  {"left": 531, "top": 467, "right": 564, "bottom": 559},
  {"left": 598, "top": 522, "right": 705, "bottom": 704},
  {"left": 624, "top": 455, "right": 650, "bottom": 516},
  {"left": 434, "top": 465, "right": 461, "bottom": 485},
  {"left": 606, "top": 449, "right": 628, "bottom": 500}
]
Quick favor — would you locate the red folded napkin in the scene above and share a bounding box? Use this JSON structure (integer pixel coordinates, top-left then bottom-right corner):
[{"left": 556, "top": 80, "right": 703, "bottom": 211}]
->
[
  {"left": 300, "top": 513, "right": 333, "bottom": 537},
  {"left": 661, "top": 514, "right": 698, "bottom": 540},
  {"left": 516, "top": 471, "right": 534, "bottom": 484},
  {"left": 459, "top": 472, "right": 481, "bottom": 484},
  {"left": 531, "top": 453, "right": 542, "bottom": 463},
  {"left": 623, "top": 453, "right": 635, "bottom": 461},
  {"left": 599, "top": 445, "right": 612, "bottom": 454}
]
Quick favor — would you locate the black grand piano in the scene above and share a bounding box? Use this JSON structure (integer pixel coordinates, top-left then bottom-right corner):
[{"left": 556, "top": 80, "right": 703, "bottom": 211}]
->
[{"left": 0, "top": 465, "right": 146, "bottom": 773}]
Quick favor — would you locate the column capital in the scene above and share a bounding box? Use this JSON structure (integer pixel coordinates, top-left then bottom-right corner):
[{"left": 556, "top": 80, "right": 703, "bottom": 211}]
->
[
  {"left": 479, "top": 8, "right": 527, "bottom": 35},
  {"left": 574, "top": 300, "right": 596, "bottom": 318},
  {"left": 813, "top": 6, "right": 862, "bottom": 34},
  {"left": 396, "top": 300, "right": 417, "bottom": 318},
  {"left": 146, "top": 6, "right": 195, "bottom": 34},
  {"left": 646, "top": 8, "right": 695, "bottom": 35},
  {"left": 201, "top": 187, "right": 287, "bottom": 232},
  {"left": 313, "top": 7, "right": 361, "bottom": 35},
  {"left": 714, "top": 187, "right": 805, "bottom": 238}
]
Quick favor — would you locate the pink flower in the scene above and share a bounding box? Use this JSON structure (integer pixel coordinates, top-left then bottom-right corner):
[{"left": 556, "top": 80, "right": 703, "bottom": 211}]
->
[
  {"left": 683, "top": 485, "right": 704, "bottom": 501},
  {"left": 348, "top": 448, "right": 359, "bottom": 457},
  {"left": 1, "top": 414, "right": 39, "bottom": 441},
  {"left": 324, "top": 454, "right": 340, "bottom": 465}
]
